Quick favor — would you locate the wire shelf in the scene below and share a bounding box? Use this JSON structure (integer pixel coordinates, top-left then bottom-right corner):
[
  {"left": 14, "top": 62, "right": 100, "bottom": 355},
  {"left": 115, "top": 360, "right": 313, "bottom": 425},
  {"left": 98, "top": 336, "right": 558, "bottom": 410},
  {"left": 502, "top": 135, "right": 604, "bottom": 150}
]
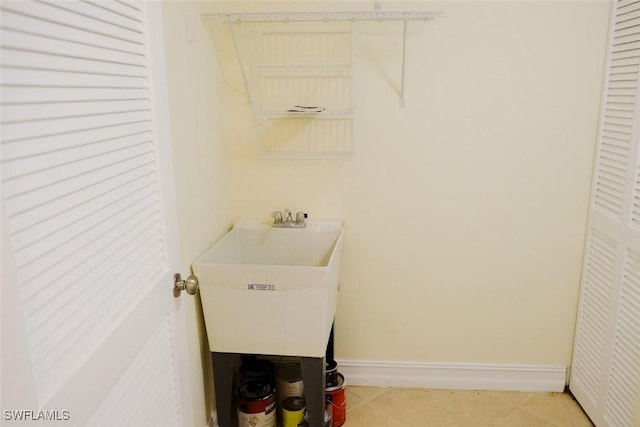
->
[
  {"left": 205, "top": 9, "right": 442, "bottom": 158},
  {"left": 249, "top": 71, "right": 353, "bottom": 114},
  {"left": 204, "top": 10, "right": 442, "bottom": 23},
  {"left": 231, "top": 21, "right": 355, "bottom": 69},
  {"left": 257, "top": 115, "right": 354, "bottom": 158}
]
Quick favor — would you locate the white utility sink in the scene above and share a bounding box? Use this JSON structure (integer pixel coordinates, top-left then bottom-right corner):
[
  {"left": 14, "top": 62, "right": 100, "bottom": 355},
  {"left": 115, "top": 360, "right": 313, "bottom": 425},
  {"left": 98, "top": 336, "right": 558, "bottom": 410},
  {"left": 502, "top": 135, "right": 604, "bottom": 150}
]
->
[{"left": 192, "top": 219, "right": 344, "bottom": 357}]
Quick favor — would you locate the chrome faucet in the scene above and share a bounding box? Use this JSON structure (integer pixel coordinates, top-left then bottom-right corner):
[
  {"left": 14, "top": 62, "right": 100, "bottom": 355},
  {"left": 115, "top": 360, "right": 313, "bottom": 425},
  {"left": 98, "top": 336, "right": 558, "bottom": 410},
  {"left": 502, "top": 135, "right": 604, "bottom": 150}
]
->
[
  {"left": 272, "top": 209, "right": 307, "bottom": 228},
  {"left": 283, "top": 209, "right": 293, "bottom": 223}
]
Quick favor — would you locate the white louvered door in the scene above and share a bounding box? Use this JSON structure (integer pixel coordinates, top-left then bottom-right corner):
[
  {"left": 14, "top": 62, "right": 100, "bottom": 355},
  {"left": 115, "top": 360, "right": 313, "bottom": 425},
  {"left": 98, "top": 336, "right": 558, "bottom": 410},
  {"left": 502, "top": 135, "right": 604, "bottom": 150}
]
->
[
  {"left": 570, "top": 1, "right": 640, "bottom": 426},
  {"left": 0, "top": 2, "right": 195, "bottom": 426}
]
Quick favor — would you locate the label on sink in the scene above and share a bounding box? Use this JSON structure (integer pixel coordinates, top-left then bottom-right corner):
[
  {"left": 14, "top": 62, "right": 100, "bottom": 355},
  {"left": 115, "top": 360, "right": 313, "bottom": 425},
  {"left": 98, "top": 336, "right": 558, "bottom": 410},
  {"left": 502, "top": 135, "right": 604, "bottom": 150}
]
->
[{"left": 247, "top": 284, "right": 276, "bottom": 291}]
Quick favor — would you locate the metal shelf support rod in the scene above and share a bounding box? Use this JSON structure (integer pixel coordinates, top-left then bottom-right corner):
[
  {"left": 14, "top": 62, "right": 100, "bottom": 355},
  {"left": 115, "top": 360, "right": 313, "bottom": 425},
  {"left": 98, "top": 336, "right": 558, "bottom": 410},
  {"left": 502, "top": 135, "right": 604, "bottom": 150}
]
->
[{"left": 400, "top": 19, "right": 408, "bottom": 108}]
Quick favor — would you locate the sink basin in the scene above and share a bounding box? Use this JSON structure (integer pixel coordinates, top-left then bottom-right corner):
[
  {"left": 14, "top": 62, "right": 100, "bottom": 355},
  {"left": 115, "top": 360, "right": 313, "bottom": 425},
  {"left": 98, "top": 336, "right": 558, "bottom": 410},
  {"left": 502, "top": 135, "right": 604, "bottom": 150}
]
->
[{"left": 192, "top": 219, "right": 344, "bottom": 357}]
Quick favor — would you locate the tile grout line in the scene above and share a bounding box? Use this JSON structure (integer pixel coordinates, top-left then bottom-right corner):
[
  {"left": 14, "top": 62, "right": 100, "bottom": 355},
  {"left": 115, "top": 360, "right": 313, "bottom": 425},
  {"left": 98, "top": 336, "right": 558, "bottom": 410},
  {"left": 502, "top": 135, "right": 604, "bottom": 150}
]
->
[
  {"left": 343, "top": 387, "right": 594, "bottom": 427},
  {"left": 516, "top": 392, "right": 594, "bottom": 427},
  {"left": 365, "top": 387, "right": 454, "bottom": 427},
  {"left": 360, "top": 395, "right": 408, "bottom": 427},
  {"left": 517, "top": 393, "right": 556, "bottom": 425}
]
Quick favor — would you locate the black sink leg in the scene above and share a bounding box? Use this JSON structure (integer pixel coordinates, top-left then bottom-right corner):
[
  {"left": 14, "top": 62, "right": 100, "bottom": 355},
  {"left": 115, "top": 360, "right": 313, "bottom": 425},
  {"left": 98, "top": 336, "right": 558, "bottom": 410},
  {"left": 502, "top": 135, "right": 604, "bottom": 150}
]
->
[
  {"left": 212, "top": 352, "right": 237, "bottom": 427},
  {"left": 300, "top": 356, "right": 326, "bottom": 427}
]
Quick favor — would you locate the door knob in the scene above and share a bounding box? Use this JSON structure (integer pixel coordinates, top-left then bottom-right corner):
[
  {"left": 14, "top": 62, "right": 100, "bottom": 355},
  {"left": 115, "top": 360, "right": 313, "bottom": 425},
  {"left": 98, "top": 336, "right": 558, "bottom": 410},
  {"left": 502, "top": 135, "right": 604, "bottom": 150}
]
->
[{"left": 173, "top": 273, "right": 199, "bottom": 297}]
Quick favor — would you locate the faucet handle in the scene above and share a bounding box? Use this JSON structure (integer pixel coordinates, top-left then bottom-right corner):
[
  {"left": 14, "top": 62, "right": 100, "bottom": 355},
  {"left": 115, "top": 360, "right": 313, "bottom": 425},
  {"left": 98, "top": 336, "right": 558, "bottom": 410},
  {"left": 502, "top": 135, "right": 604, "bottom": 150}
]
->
[
  {"left": 295, "top": 211, "right": 307, "bottom": 224},
  {"left": 272, "top": 211, "right": 283, "bottom": 224}
]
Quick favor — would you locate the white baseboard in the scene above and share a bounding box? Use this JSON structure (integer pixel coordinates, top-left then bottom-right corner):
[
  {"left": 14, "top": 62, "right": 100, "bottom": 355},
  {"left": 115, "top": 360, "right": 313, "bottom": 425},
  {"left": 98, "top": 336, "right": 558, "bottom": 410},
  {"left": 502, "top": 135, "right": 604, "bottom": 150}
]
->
[{"left": 336, "top": 359, "right": 567, "bottom": 392}]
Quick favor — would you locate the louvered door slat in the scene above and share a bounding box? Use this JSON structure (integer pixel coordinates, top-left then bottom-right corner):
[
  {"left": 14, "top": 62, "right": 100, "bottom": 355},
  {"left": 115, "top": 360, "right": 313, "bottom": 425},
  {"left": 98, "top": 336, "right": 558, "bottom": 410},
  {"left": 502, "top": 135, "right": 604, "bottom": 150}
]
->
[
  {"left": 571, "top": 1, "right": 640, "bottom": 426},
  {"left": 2, "top": 130, "right": 152, "bottom": 182},
  {"left": 3, "top": 143, "right": 155, "bottom": 216},
  {"left": 1, "top": 110, "right": 151, "bottom": 144},
  {"left": 613, "top": 22, "right": 640, "bottom": 35},
  {"left": 614, "top": 10, "right": 640, "bottom": 27},
  {"left": 88, "top": 317, "right": 179, "bottom": 427},
  {"left": 604, "top": 108, "right": 633, "bottom": 120},
  {"left": 609, "top": 87, "right": 635, "bottom": 100},
  {"left": 605, "top": 95, "right": 635, "bottom": 107},
  {"left": 29, "top": 254, "right": 166, "bottom": 369},
  {"left": 573, "top": 230, "right": 617, "bottom": 405},
  {"left": 618, "top": 0, "right": 640, "bottom": 13},
  {"left": 616, "top": 8, "right": 640, "bottom": 24},
  {"left": 602, "top": 139, "right": 631, "bottom": 153},
  {"left": 0, "top": 46, "right": 146, "bottom": 76},
  {"left": 1, "top": 85, "right": 149, "bottom": 104},
  {"left": 0, "top": 1, "right": 143, "bottom": 43},
  {"left": 0, "top": 28, "right": 146, "bottom": 66},
  {"left": 607, "top": 91, "right": 637, "bottom": 103},
  {"left": 611, "top": 62, "right": 640, "bottom": 75},
  {"left": 609, "top": 50, "right": 639, "bottom": 62},
  {"left": 29, "top": 254, "right": 165, "bottom": 369},
  {"left": 614, "top": 31, "right": 640, "bottom": 45},
  {"left": 5, "top": 154, "right": 155, "bottom": 235},
  {"left": 10, "top": 166, "right": 156, "bottom": 251},
  {"left": 0, "top": 67, "right": 147, "bottom": 88},
  {"left": 43, "top": 0, "right": 144, "bottom": 34},
  {"left": 0, "top": 10, "right": 145, "bottom": 55},
  {"left": 604, "top": 250, "right": 640, "bottom": 427},
  {"left": 633, "top": 163, "right": 640, "bottom": 227},
  {"left": 600, "top": 149, "right": 629, "bottom": 166},
  {"left": 15, "top": 197, "right": 161, "bottom": 303},
  {"left": 617, "top": 0, "right": 640, "bottom": 13},
  {"left": 593, "top": 77, "right": 633, "bottom": 219},
  {"left": 24, "top": 224, "right": 161, "bottom": 323},
  {"left": 29, "top": 258, "right": 167, "bottom": 399},
  {"left": 2, "top": 100, "right": 152, "bottom": 124},
  {"left": 91, "top": 0, "right": 143, "bottom": 21},
  {"left": 1, "top": 121, "right": 152, "bottom": 161},
  {"left": 14, "top": 187, "right": 159, "bottom": 275},
  {"left": 12, "top": 176, "right": 159, "bottom": 268}
]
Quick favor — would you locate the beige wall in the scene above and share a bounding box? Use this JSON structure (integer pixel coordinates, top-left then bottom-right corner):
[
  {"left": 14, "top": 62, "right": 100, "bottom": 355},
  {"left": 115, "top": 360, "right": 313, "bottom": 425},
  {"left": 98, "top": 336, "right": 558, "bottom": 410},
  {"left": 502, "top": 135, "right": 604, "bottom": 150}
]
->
[
  {"left": 162, "top": 0, "right": 611, "bottom": 422},
  {"left": 162, "top": 1, "right": 233, "bottom": 423},
  {"left": 214, "top": 0, "right": 610, "bottom": 364}
]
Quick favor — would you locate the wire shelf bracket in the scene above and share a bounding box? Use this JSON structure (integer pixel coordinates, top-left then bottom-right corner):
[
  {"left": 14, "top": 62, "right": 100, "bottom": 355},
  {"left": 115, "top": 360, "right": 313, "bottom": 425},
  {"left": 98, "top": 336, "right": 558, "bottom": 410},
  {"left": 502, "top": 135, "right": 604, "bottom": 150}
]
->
[{"left": 203, "top": 9, "right": 442, "bottom": 157}]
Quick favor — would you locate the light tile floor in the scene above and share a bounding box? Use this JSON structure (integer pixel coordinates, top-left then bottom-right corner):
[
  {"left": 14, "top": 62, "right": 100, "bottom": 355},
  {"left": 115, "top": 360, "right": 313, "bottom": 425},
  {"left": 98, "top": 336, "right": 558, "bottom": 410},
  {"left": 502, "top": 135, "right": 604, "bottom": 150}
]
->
[{"left": 343, "top": 386, "right": 594, "bottom": 427}]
